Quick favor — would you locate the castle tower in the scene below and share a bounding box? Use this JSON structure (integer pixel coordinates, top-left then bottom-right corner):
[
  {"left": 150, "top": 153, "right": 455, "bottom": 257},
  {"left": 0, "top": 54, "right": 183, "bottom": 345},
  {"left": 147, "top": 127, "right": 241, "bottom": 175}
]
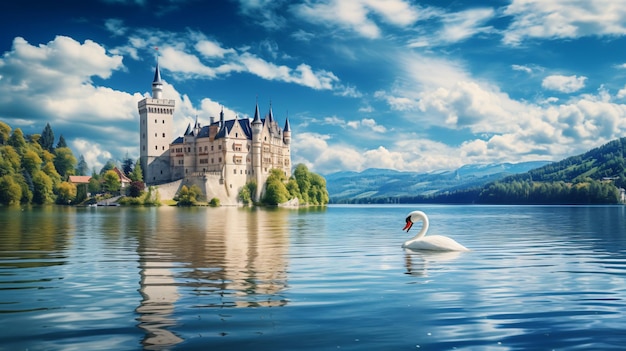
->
[
  {"left": 251, "top": 102, "right": 263, "bottom": 201},
  {"left": 138, "top": 59, "right": 176, "bottom": 185}
]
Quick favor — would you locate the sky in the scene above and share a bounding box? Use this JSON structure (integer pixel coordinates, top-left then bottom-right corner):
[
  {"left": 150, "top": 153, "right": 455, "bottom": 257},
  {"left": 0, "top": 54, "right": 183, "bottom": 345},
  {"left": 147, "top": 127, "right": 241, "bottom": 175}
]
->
[{"left": 1, "top": 0, "right": 626, "bottom": 175}]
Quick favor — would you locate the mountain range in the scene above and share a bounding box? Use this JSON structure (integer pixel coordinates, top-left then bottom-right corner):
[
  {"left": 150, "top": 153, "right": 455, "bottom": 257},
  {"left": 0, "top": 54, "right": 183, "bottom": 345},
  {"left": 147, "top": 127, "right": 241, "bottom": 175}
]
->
[{"left": 324, "top": 161, "right": 551, "bottom": 203}]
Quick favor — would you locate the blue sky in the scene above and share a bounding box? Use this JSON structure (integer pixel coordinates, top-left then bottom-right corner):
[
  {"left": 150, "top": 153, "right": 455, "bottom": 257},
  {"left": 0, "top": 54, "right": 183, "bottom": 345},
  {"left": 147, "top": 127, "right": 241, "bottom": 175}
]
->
[{"left": 1, "top": 0, "right": 626, "bottom": 175}]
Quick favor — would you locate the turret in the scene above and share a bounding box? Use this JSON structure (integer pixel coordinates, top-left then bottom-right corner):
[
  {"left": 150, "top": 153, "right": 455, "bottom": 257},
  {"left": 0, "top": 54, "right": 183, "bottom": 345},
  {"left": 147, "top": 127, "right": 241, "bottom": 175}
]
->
[
  {"left": 152, "top": 60, "right": 163, "bottom": 99},
  {"left": 251, "top": 102, "right": 263, "bottom": 201},
  {"left": 283, "top": 115, "right": 291, "bottom": 145},
  {"left": 251, "top": 102, "right": 262, "bottom": 135}
]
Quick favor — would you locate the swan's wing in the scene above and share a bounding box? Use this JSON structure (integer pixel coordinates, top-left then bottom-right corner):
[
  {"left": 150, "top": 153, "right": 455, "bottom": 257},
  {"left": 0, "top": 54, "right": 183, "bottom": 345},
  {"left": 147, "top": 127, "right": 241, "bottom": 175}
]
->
[{"left": 409, "top": 235, "right": 469, "bottom": 251}]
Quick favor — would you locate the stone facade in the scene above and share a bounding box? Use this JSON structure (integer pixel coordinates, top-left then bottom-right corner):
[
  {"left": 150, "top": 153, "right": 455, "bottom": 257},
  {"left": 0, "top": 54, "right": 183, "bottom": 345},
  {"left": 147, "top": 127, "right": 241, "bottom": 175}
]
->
[{"left": 138, "top": 61, "right": 292, "bottom": 204}]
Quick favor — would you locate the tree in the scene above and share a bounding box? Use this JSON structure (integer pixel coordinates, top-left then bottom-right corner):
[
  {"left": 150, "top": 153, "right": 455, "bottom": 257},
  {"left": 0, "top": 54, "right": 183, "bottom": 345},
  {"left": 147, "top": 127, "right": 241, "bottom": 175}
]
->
[
  {"left": 56, "top": 134, "right": 67, "bottom": 148},
  {"left": 55, "top": 181, "right": 77, "bottom": 204},
  {"left": 130, "top": 159, "right": 143, "bottom": 182},
  {"left": 128, "top": 180, "right": 145, "bottom": 198},
  {"left": 39, "top": 123, "right": 55, "bottom": 152},
  {"left": 8, "top": 128, "right": 27, "bottom": 152},
  {"left": 53, "top": 147, "right": 77, "bottom": 178},
  {"left": 262, "top": 169, "right": 290, "bottom": 205},
  {"left": 22, "top": 149, "right": 43, "bottom": 175},
  {"left": 175, "top": 184, "right": 203, "bottom": 205},
  {"left": 0, "top": 121, "right": 10, "bottom": 145},
  {"left": 76, "top": 155, "right": 89, "bottom": 176},
  {"left": 122, "top": 154, "right": 134, "bottom": 176},
  {"left": 238, "top": 180, "right": 257, "bottom": 205},
  {"left": 100, "top": 160, "right": 117, "bottom": 175},
  {"left": 88, "top": 177, "right": 101, "bottom": 194},
  {"left": 102, "top": 170, "right": 121, "bottom": 193},
  {"left": 293, "top": 164, "right": 311, "bottom": 204},
  {"left": 31, "top": 170, "right": 54, "bottom": 204},
  {"left": 0, "top": 175, "right": 22, "bottom": 205}
]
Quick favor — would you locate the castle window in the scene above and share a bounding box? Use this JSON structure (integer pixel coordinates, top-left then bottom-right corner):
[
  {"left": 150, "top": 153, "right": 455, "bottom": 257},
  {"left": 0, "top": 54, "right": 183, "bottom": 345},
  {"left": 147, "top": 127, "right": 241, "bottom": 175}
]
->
[
  {"left": 233, "top": 169, "right": 236, "bottom": 174},
  {"left": 211, "top": 145, "right": 214, "bottom": 151},
  {"left": 162, "top": 146, "right": 165, "bottom": 150},
  {"left": 155, "top": 133, "right": 157, "bottom": 137},
  {"left": 162, "top": 133, "right": 165, "bottom": 137},
  {"left": 162, "top": 120, "right": 165, "bottom": 124},
  {"left": 155, "top": 146, "right": 158, "bottom": 150},
  {"left": 154, "top": 119, "right": 157, "bottom": 123}
]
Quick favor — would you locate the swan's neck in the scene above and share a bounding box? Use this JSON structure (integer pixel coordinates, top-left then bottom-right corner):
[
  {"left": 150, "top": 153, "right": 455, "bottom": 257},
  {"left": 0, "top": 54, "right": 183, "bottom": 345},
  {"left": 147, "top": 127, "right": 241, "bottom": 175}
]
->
[{"left": 410, "top": 216, "right": 429, "bottom": 241}]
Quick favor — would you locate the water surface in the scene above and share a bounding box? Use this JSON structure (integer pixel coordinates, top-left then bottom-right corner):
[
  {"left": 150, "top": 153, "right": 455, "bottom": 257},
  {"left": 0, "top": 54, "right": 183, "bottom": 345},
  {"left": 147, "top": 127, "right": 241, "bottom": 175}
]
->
[{"left": 1, "top": 205, "right": 625, "bottom": 350}]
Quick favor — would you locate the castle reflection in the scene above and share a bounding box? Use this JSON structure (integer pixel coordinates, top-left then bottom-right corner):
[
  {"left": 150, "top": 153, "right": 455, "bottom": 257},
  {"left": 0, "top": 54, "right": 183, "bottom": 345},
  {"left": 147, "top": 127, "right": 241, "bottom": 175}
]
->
[{"left": 135, "top": 207, "right": 290, "bottom": 349}]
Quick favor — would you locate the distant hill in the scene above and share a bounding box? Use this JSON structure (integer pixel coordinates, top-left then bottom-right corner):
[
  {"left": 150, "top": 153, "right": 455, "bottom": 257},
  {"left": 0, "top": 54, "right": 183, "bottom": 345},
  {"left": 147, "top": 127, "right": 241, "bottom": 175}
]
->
[
  {"left": 325, "top": 161, "right": 550, "bottom": 203},
  {"left": 506, "top": 137, "right": 626, "bottom": 184},
  {"left": 325, "top": 137, "right": 626, "bottom": 205}
]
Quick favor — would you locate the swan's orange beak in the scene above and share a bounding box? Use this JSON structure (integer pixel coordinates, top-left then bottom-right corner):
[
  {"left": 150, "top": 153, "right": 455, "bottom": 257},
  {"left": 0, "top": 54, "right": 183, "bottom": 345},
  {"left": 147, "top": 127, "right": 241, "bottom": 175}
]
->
[{"left": 403, "top": 220, "right": 413, "bottom": 232}]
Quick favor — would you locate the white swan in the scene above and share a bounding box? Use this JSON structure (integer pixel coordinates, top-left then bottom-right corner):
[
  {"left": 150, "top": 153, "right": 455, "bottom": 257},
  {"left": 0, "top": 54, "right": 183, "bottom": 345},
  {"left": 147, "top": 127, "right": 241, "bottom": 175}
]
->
[{"left": 402, "top": 210, "right": 469, "bottom": 251}]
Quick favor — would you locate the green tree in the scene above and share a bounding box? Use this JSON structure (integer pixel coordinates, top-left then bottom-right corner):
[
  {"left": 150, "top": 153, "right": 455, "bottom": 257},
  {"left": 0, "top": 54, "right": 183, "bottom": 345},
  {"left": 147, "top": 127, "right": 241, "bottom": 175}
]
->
[
  {"left": 100, "top": 160, "right": 117, "bottom": 175},
  {"left": 262, "top": 169, "right": 290, "bottom": 205},
  {"left": 102, "top": 170, "right": 121, "bottom": 193},
  {"left": 22, "top": 149, "right": 43, "bottom": 174},
  {"left": 130, "top": 159, "right": 143, "bottom": 182},
  {"left": 53, "top": 147, "right": 77, "bottom": 178},
  {"left": 0, "top": 175, "right": 22, "bottom": 205},
  {"left": 88, "top": 177, "right": 101, "bottom": 194},
  {"left": 238, "top": 180, "right": 257, "bottom": 205},
  {"left": 0, "top": 145, "right": 20, "bottom": 175},
  {"left": 76, "top": 155, "right": 89, "bottom": 176},
  {"left": 56, "top": 134, "right": 67, "bottom": 148},
  {"left": 175, "top": 184, "right": 203, "bottom": 205},
  {"left": 8, "top": 128, "right": 27, "bottom": 152},
  {"left": 56, "top": 181, "right": 77, "bottom": 204},
  {"left": 0, "top": 121, "right": 10, "bottom": 145},
  {"left": 293, "top": 164, "right": 311, "bottom": 204},
  {"left": 32, "top": 170, "right": 54, "bottom": 204},
  {"left": 122, "top": 154, "right": 134, "bottom": 176},
  {"left": 238, "top": 185, "right": 251, "bottom": 205},
  {"left": 39, "top": 123, "right": 55, "bottom": 152},
  {"left": 42, "top": 161, "right": 61, "bottom": 189}
]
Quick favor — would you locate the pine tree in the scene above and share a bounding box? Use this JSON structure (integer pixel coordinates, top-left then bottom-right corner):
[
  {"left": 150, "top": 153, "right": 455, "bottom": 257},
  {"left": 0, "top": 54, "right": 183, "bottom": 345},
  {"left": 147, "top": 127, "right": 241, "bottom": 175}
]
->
[
  {"left": 76, "top": 155, "right": 89, "bottom": 176},
  {"left": 56, "top": 134, "right": 67, "bottom": 148},
  {"left": 39, "top": 123, "right": 55, "bottom": 152}
]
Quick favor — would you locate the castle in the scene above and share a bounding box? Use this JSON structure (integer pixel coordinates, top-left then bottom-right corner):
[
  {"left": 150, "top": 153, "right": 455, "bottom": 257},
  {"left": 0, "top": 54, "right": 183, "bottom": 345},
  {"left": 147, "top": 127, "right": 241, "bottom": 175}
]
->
[{"left": 138, "top": 61, "right": 292, "bottom": 204}]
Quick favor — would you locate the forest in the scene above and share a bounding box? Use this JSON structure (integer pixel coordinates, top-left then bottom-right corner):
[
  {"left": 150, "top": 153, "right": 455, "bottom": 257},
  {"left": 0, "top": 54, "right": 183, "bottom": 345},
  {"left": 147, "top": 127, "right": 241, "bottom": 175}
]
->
[{"left": 0, "top": 121, "right": 144, "bottom": 206}]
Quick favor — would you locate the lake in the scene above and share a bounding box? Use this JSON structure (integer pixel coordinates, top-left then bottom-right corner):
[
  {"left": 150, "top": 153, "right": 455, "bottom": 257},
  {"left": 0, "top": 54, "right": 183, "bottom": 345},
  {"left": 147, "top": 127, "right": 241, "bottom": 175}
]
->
[{"left": 1, "top": 204, "right": 625, "bottom": 350}]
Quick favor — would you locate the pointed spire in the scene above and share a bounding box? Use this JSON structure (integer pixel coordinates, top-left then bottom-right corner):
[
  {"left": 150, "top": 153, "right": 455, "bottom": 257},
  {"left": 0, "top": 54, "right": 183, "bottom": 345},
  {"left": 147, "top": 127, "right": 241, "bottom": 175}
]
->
[
  {"left": 268, "top": 100, "right": 275, "bottom": 124},
  {"left": 151, "top": 53, "right": 163, "bottom": 99},
  {"left": 283, "top": 114, "right": 291, "bottom": 132},
  {"left": 252, "top": 101, "right": 262, "bottom": 125},
  {"left": 153, "top": 60, "right": 162, "bottom": 83}
]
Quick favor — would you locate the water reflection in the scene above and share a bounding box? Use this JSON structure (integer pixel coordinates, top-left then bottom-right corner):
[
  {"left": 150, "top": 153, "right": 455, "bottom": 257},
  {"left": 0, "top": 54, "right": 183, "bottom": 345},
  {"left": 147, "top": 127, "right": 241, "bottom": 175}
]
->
[
  {"left": 403, "top": 249, "right": 462, "bottom": 277},
  {"left": 135, "top": 207, "right": 290, "bottom": 349}
]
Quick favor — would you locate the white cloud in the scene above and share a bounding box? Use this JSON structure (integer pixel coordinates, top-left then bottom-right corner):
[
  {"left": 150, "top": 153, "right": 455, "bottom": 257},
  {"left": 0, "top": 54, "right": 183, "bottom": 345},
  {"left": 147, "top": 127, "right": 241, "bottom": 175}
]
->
[
  {"left": 72, "top": 138, "right": 114, "bottom": 173},
  {"left": 293, "top": 0, "right": 420, "bottom": 39},
  {"left": 436, "top": 8, "right": 495, "bottom": 44},
  {"left": 117, "top": 30, "right": 343, "bottom": 92},
  {"left": 503, "top": 0, "right": 626, "bottom": 45},
  {"left": 541, "top": 75, "right": 587, "bottom": 93},
  {"left": 512, "top": 64, "right": 532, "bottom": 74},
  {"left": 194, "top": 40, "right": 236, "bottom": 58}
]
